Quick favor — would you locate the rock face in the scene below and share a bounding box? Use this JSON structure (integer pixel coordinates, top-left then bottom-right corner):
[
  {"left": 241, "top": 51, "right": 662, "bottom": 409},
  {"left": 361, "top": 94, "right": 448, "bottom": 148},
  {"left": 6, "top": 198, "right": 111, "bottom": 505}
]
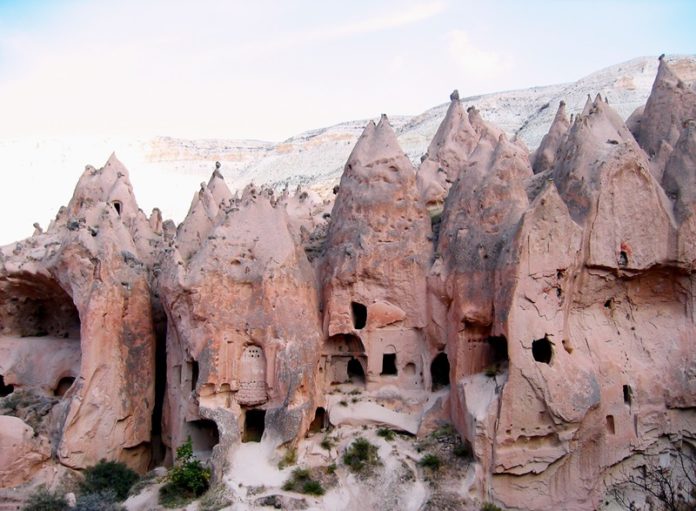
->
[{"left": 0, "top": 56, "right": 695, "bottom": 511}]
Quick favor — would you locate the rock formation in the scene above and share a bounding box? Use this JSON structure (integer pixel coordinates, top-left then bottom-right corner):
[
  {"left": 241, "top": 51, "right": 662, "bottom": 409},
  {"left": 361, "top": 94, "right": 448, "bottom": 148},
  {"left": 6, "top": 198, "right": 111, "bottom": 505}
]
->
[{"left": 1, "top": 56, "right": 695, "bottom": 511}]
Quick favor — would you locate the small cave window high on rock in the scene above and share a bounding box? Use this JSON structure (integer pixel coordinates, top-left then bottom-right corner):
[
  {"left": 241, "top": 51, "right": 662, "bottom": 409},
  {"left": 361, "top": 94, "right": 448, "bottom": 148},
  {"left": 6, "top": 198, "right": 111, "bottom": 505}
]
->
[
  {"left": 431, "top": 352, "right": 450, "bottom": 390},
  {"left": 112, "top": 200, "right": 122, "bottom": 216},
  {"left": 532, "top": 337, "right": 553, "bottom": 364},
  {"left": 351, "top": 302, "right": 367, "bottom": 330},
  {"left": 309, "top": 407, "right": 326, "bottom": 433},
  {"left": 487, "top": 335, "right": 509, "bottom": 363},
  {"left": 243, "top": 409, "right": 266, "bottom": 443}
]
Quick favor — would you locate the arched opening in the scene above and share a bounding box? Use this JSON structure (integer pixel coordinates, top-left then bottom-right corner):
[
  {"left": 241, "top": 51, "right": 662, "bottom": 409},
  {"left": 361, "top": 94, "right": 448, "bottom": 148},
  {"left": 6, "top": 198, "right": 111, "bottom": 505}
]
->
[
  {"left": 623, "top": 385, "right": 632, "bottom": 406},
  {"left": 112, "top": 201, "right": 122, "bottom": 216},
  {"left": 532, "top": 337, "right": 553, "bottom": 364},
  {"left": 0, "top": 375, "right": 13, "bottom": 397},
  {"left": 347, "top": 358, "right": 365, "bottom": 384},
  {"left": 309, "top": 407, "right": 326, "bottom": 433},
  {"left": 325, "top": 334, "right": 367, "bottom": 386},
  {"left": 54, "top": 376, "right": 75, "bottom": 397},
  {"left": 191, "top": 361, "right": 199, "bottom": 392},
  {"left": 618, "top": 251, "right": 628, "bottom": 267},
  {"left": 404, "top": 363, "right": 416, "bottom": 376},
  {"left": 243, "top": 409, "right": 266, "bottom": 443},
  {"left": 238, "top": 345, "right": 267, "bottom": 406},
  {"left": 431, "top": 352, "right": 450, "bottom": 390},
  {"left": 351, "top": 302, "right": 367, "bottom": 330},
  {"left": 188, "top": 419, "right": 219, "bottom": 456},
  {"left": 0, "top": 274, "right": 81, "bottom": 393}
]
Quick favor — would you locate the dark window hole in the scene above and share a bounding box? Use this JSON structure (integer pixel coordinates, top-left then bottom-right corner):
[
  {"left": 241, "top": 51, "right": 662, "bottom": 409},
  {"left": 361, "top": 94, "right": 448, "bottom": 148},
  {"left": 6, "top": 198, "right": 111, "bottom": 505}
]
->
[
  {"left": 381, "top": 353, "right": 397, "bottom": 375},
  {"left": 191, "top": 360, "right": 199, "bottom": 392},
  {"left": 112, "top": 201, "right": 122, "bottom": 216},
  {"left": 618, "top": 251, "right": 628, "bottom": 267},
  {"left": 487, "top": 336, "right": 508, "bottom": 363},
  {"left": 606, "top": 415, "right": 615, "bottom": 435},
  {"left": 189, "top": 419, "right": 219, "bottom": 453},
  {"left": 347, "top": 358, "right": 365, "bottom": 384},
  {"left": 532, "top": 337, "right": 553, "bottom": 364},
  {"left": 623, "top": 385, "right": 632, "bottom": 405},
  {"left": 351, "top": 302, "right": 367, "bottom": 330}
]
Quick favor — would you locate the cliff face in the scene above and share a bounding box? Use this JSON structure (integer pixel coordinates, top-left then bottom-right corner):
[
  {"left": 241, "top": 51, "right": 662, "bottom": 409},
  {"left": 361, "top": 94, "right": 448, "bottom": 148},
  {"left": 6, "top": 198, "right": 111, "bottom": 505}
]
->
[{"left": 1, "top": 56, "right": 695, "bottom": 511}]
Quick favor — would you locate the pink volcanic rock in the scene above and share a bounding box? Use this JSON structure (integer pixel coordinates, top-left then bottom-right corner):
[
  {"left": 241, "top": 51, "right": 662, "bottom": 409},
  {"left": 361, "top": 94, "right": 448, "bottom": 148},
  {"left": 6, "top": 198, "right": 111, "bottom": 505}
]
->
[
  {"left": 158, "top": 173, "right": 322, "bottom": 473},
  {"left": 636, "top": 56, "right": 696, "bottom": 176},
  {"left": 321, "top": 115, "right": 432, "bottom": 390},
  {"left": 532, "top": 101, "right": 570, "bottom": 174},
  {"left": 0, "top": 154, "right": 158, "bottom": 474},
  {"left": 0, "top": 416, "right": 50, "bottom": 488}
]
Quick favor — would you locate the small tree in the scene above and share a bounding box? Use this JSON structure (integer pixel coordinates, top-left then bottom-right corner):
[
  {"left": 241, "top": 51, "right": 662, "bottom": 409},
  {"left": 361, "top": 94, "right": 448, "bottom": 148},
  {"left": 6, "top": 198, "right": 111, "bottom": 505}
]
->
[
  {"left": 80, "top": 460, "right": 139, "bottom": 501},
  {"left": 159, "top": 438, "right": 211, "bottom": 508}
]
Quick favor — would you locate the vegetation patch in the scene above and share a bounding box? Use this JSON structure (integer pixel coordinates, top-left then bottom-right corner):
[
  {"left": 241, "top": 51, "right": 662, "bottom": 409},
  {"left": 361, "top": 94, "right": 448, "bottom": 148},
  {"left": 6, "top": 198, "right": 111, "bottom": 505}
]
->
[
  {"left": 159, "top": 438, "right": 211, "bottom": 508},
  {"left": 342, "top": 437, "right": 380, "bottom": 474},
  {"left": 377, "top": 428, "right": 396, "bottom": 441},
  {"left": 22, "top": 487, "right": 67, "bottom": 511},
  {"left": 282, "top": 468, "right": 325, "bottom": 496},
  {"left": 277, "top": 447, "right": 297, "bottom": 469},
  {"left": 80, "top": 459, "right": 139, "bottom": 501}
]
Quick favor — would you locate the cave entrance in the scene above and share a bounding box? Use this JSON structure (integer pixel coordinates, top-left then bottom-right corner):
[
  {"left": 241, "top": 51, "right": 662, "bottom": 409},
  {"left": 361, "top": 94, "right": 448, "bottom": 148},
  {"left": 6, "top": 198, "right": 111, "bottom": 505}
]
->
[
  {"left": 54, "top": 376, "right": 75, "bottom": 397},
  {"left": 243, "top": 409, "right": 266, "bottom": 443},
  {"left": 487, "top": 336, "right": 508, "bottom": 363},
  {"left": 0, "top": 375, "right": 13, "bottom": 397},
  {"left": 309, "top": 407, "right": 326, "bottom": 433},
  {"left": 347, "top": 357, "right": 366, "bottom": 384},
  {"left": 351, "top": 302, "right": 367, "bottom": 330},
  {"left": 0, "top": 274, "right": 81, "bottom": 392},
  {"left": 431, "top": 352, "right": 450, "bottom": 390},
  {"left": 188, "top": 419, "right": 220, "bottom": 456}
]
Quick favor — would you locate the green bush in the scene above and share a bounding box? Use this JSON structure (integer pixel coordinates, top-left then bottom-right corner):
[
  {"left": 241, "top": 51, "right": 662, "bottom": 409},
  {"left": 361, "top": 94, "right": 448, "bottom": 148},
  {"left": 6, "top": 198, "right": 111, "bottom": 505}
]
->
[
  {"left": 277, "top": 447, "right": 297, "bottom": 469},
  {"left": 342, "top": 437, "right": 379, "bottom": 473},
  {"left": 453, "top": 441, "right": 473, "bottom": 459},
  {"left": 377, "top": 428, "right": 396, "bottom": 441},
  {"left": 159, "top": 438, "right": 211, "bottom": 508},
  {"left": 418, "top": 453, "right": 441, "bottom": 470},
  {"left": 22, "top": 486, "right": 67, "bottom": 511},
  {"left": 80, "top": 459, "right": 139, "bottom": 501},
  {"left": 282, "top": 468, "right": 324, "bottom": 496},
  {"left": 481, "top": 503, "right": 503, "bottom": 511}
]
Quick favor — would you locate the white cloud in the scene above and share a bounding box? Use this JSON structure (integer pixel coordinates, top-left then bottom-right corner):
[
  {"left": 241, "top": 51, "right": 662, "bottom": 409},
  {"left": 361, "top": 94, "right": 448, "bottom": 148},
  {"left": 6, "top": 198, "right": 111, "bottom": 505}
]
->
[{"left": 445, "top": 29, "right": 512, "bottom": 79}]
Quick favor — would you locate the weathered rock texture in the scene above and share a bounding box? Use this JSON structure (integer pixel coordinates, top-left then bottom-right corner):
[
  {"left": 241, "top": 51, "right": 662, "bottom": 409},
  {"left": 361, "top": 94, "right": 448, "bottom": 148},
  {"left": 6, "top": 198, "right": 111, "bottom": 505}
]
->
[{"left": 0, "top": 56, "right": 695, "bottom": 511}]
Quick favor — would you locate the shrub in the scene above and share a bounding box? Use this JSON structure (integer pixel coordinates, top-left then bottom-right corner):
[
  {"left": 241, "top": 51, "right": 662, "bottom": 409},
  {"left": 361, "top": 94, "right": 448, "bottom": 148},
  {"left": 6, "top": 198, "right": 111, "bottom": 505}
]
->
[
  {"left": 377, "top": 428, "right": 396, "bottom": 441},
  {"left": 339, "top": 400, "right": 348, "bottom": 407},
  {"left": 484, "top": 365, "right": 498, "bottom": 378},
  {"left": 418, "top": 453, "right": 441, "bottom": 470},
  {"left": 481, "top": 503, "right": 502, "bottom": 511},
  {"left": 74, "top": 490, "right": 126, "bottom": 511},
  {"left": 159, "top": 438, "right": 211, "bottom": 508},
  {"left": 342, "top": 437, "right": 379, "bottom": 473},
  {"left": 80, "top": 459, "right": 139, "bottom": 501},
  {"left": 453, "top": 441, "right": 473, "bottom": 459},
  {"left": 22, "top": 487, "right": 67, "bottom": 511},
  {"left": 278, "top": 447, "right": 297, "bottom": 469},
  {"left": 198, "top": 483, "right": 233, "bottom": 511},
  {"left": 282, "top": 468, "right": 324, "bottom": 496},
  {"left": 320, "top": 436, "right": 333, "bottom": 450}
]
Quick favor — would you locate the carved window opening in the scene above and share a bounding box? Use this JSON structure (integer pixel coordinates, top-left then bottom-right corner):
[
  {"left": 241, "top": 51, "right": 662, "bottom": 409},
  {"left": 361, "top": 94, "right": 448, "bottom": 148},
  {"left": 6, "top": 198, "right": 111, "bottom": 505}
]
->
[
  {"left": 243, "top": 409, "right": 266, "bottom": 443},
  {"left": 112, "top": 201, "right": 122, "bottom": 216},
  {"left": 618, "top": 251, "right": 628, "bottom": 267},
  {"left": 532, "top": 337, "right": 553, "bottom": 364},
  {"left": 404, "top": 363, "right": 416, "bottom": 375},
  {"left": 238, "top": 345, "right": 267, "bottom": 406},
  {"left": 351, "top": 302, "right": 367, "bottom": 330},
  {"left": 381, "top": 354, "right": 397, "bottom": 376},
  {"left": 431, "top": 352, "right": 450, "bottom": 390},
  {"left": 606, "top": 415, "right": 615, "bottom": 435},
  {"left": 0, "top": 375, "right": 13, "bottom": 397},
  {"left": 191, "top": 361, "right": 199, "bottom": 392},
  {"left": 623, "top": 384, "right": 632, "bottom": 406},
  {"left": 54, "top": 376, "right": 75, "bottom": 397}
]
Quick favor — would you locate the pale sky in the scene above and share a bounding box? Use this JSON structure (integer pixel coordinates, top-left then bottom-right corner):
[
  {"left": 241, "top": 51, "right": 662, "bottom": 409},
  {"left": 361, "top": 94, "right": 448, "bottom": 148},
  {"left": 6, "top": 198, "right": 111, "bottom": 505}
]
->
[
  {"left": 0, "top": 0, "right": 694, "bottom": 246},
  {"left": 1, "top": 0, "right": 694, "bottom": 141}
]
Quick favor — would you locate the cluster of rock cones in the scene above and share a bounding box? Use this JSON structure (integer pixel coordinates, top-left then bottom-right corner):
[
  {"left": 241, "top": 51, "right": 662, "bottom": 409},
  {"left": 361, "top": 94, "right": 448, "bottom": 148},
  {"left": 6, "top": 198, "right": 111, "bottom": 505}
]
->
[{"left": 1, "top": 56, "right": 695, "bottom": 510}]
